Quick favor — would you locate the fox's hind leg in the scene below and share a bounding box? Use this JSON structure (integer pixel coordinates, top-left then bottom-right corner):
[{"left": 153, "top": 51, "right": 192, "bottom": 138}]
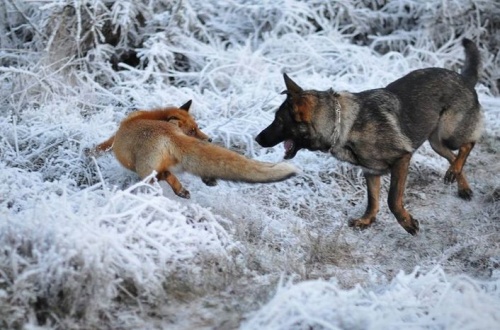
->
[
  {"left": 137, "top": 157, "right": 190, "bottom": 199},
  {"left": 157, "top": 171, "right": 190, "bottom": 199},
  {"left": 429, "top": 131, "right": 474, "bottom": 200},
  {"left": 349, "top": 173, "right": 381, "bottom": 229}
]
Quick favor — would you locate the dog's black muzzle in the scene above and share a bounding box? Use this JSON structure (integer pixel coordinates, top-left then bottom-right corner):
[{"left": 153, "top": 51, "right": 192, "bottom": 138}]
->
[{"left": 255, "top": 124, "right": 283, "bottom": 148}]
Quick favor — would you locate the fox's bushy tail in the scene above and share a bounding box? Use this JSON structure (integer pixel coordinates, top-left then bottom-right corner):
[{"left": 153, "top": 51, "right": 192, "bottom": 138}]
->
[
  {"left": 460, "top": 38, "right": 481, "bottom": 89},
  {"left": 181, "top": 141, "right": 299, "bottom": 183}
]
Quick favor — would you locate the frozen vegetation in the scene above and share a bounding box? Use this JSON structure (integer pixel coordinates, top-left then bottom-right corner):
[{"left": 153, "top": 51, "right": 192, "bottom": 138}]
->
[{"left": 1, "top": 0, "right": 499, "bottom": 329}]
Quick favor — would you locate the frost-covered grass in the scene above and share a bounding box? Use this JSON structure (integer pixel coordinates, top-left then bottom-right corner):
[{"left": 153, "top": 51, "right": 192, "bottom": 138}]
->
[{"left": 1, "top": 0, "right": 500, "bottom": 329}]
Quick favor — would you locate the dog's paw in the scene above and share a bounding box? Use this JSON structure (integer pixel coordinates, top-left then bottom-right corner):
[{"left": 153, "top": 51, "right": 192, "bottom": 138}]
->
[
  {"left": 176, "top": 188, "right": 191, "bottom": 199},
  {"left": 458, "top": 188, "right": 473, "bottom": 200},
  {"left": 348, "top": 216, "right": 376, "bottom": 230},
  {"left": 444, "top": 168, "right": 459, "bottom": 184},
  {"left": 399, "top": 216, "right": 419, "bottom": 236},
  {"left": 202, "top": 177, "right": 218, "bottom": 186}
]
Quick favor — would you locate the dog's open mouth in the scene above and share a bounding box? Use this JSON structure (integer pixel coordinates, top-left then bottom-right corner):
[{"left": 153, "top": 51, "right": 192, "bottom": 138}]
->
[{"left": 284, "top": 139, "right": 298, "bottom": 159}]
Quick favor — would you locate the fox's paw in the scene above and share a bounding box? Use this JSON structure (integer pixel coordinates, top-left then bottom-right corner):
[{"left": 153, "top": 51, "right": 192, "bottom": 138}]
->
[
  {"left": 176, "top": 188, "right": 191, "bottom": 199},
  {"left": 348, "top": 216, "right": 376, "bottom": 230},
  {"left": 202, "top": 178, "right": 218, "bottom": 186},
  {"left": 83, "top": 148, "right": 93, "bottom": 157},
  {"left": 84, "top": 147, "right": 102, "bottom": 158}
]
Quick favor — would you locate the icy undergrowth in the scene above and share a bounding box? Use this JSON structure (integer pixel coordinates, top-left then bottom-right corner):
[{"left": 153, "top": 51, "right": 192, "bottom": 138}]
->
[{"left": 244, "top": 267, "right": 500, "bottom": 330}]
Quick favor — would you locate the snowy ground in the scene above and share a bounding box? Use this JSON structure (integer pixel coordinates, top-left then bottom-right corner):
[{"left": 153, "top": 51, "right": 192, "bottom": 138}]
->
[{"left": 1, "top": 1, "right": 499, "bottom": 329}]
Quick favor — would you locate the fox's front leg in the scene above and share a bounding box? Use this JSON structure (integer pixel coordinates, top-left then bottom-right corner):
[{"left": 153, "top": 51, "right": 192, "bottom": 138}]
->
[
  {"left": 349, "top": 173, "right": 381, "bottom": 229},
  {"left": 157, "top": 171, "right": 190, "bottom": 199},
  {"left": 85, "top": 135, "right": 115, "bottom": 157}
]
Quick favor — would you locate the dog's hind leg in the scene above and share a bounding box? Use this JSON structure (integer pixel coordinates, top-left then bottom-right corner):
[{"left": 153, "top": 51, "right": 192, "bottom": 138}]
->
[
  {"left": 444, "top": 142, "right": 475, "bottom": 199},
  {"left": 428, "top": 131, "right": 474, "bottom": 200},
  {"left": 388, "top": 153, "right": 420, "bottom": 235},
  {"left": 349, "top": 173, "right": 380, "bottom": 229}
]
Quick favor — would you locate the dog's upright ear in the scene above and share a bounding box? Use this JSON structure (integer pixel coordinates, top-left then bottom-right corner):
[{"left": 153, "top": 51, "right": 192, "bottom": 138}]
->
[
  {"left": 282, "top": 73, "right": 313, "bottom": 123},
  {"left": 283, "top": 73, "right": 303, "bottom": 96},
  {"left": 179, "top": 100, "right": 192, "bottom": 111}
]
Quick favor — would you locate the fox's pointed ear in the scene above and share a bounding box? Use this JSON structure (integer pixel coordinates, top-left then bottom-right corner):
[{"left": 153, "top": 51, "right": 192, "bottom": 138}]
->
[
  {"left": 283, "top": 73, "right": 303, "bottom": 96},
  {"left": 179, "top": 100, "right": 192, "bottom": 111}
]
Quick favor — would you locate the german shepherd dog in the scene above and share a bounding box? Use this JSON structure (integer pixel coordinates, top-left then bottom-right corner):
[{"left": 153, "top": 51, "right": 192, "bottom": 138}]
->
[{"left": 256, "top": 39, "right": 483, "bottom": 235}]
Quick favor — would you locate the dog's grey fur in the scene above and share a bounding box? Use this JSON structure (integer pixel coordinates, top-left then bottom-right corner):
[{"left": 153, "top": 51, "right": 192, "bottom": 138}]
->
[{"left": 256, "top": 38, "right": 483, "bottom": 235}]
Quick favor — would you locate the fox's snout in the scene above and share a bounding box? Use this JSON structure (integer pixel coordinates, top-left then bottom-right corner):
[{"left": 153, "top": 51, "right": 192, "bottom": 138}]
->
[
  {"left": 202, "top": 134, "right": 212, "bottom": 143},
  {"left": 195, "top": 129, "right": 212, "bottom": 143}
]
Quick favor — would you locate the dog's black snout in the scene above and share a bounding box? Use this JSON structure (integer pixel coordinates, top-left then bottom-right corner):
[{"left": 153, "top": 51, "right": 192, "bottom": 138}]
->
[
  {"left": 255, "top": 133, "right": 272, "bottom": 147},
  {"left": 207, "top": 138, "right": 213, "bottom": 143},
  {"left": 255, "top": 134, "right": 263, "bottom": 146},
  {"left": 255, "top": 128, "right": 282, "bottom": 147}
]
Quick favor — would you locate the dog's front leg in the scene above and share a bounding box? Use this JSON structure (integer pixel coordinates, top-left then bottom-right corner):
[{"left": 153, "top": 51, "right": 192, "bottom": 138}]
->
[
  {"left": 388, "top": 153, "right": 419, "bottom": 235},
  {"left": 349, "top": 173, "right": 380, "bottom": 229}
]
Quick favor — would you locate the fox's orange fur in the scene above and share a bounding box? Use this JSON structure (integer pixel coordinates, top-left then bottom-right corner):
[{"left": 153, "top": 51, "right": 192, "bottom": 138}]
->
[
  {"left": 88, "top": 101, "right": 298, "bottom": 198},
  {"left": 88, "top": 100, "right": 210, "bottom": 157}
]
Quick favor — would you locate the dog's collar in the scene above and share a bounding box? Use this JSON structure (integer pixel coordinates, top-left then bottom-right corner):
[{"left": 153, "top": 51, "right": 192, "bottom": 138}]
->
[
  {"left": 334, "top": 97, "right": 341, "bottom": 124},
  {"left": 328, "top": 89, "right": 341, "bottom": 122},
  {"left": 329, "top": 89, "right": 342, "bottom": 145}
]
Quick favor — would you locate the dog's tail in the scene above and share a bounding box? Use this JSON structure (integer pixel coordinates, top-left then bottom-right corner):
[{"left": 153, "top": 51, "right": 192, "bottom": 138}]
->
[
  {"left": 179, "top": 137, "right": 299, "bottom": 183},
  {"left": 460, "top": 38, "right": 481, "bottom": 89}
]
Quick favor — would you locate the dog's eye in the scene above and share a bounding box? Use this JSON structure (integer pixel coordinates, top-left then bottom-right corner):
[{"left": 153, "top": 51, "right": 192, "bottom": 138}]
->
[{"left": 188, "top": 128, "right": 196, "bottom": 136}]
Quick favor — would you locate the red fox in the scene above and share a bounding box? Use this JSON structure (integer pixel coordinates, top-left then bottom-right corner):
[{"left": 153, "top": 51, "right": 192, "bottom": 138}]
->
[
  {"left": 88, "top": 100, "right": 298, "bottom": 198},
  {"left": 87, "top": 100, "right": 211, "bottom": 156}
]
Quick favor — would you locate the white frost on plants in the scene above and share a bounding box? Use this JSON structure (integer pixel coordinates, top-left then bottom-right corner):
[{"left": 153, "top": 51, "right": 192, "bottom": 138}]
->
[{"left": 243, "top": 268, "right": 500, "bottom": 330}]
